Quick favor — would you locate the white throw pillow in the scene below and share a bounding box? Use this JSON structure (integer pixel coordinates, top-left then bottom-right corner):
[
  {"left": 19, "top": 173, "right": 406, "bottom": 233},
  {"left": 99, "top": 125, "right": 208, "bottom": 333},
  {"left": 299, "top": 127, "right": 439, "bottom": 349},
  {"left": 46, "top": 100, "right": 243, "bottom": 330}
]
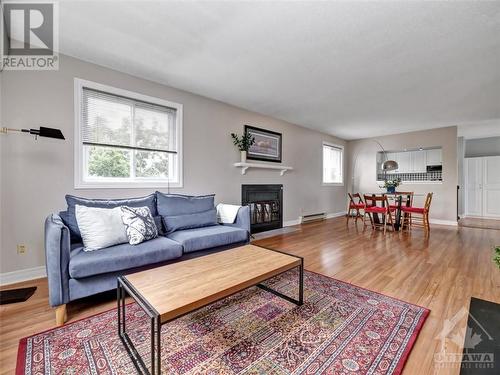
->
[{"left": 75, "top": 205, "right": 128, "bottom": 251}]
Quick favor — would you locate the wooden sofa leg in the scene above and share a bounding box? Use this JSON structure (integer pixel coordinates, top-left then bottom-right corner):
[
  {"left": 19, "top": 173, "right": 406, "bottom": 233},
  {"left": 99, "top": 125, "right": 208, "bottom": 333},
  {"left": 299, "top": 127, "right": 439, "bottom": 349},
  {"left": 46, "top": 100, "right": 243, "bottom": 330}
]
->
[{"left": 55, "top": 304, "right": 67, "bottom": 326}]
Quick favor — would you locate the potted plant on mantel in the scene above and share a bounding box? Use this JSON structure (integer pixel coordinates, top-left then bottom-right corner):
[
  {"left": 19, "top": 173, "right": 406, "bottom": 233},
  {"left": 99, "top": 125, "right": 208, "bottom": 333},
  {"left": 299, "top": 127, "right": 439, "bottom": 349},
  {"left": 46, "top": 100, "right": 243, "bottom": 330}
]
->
[
  {"left": 382, "top": 178, "right": 402, "bottom": 193},
  {"left": 231, "top": 132, "right": 255, "bottom": 163}
]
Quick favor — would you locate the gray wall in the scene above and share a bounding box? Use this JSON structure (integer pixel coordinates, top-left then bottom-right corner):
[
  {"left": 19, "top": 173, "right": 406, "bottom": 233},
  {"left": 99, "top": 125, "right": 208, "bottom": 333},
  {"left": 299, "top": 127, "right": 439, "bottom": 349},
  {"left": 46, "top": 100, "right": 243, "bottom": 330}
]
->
[
  {"left": 0, "top": 55, "right": 346, "bottom": 274},
  {"left": 464, "top": 136, "right": 500, "bottom": 158},
  {"left": 346, "top": 126, "right": 458, "bottom": 223}
]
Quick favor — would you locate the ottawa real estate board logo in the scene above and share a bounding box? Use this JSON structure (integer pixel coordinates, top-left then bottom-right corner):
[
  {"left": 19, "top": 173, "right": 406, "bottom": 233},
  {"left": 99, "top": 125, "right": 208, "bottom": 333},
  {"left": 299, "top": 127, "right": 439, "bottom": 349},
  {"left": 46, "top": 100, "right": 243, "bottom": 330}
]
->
[{"left": 1, "top": 0, "right": 59, "bottom": 70}]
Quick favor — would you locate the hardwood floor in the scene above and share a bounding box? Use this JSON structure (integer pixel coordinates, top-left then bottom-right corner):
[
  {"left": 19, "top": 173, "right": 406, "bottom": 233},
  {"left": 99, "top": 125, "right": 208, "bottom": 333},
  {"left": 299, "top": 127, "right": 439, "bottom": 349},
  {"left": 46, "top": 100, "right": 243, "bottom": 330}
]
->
[{"left": 1, "top": 217, "right": 499, "bottom": 374}]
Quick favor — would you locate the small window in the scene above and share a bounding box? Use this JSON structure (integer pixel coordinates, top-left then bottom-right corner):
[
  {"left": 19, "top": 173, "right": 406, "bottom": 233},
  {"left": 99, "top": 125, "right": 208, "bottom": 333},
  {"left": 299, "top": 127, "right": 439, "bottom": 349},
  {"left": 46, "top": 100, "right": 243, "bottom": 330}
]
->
[
  {"left": 74, "top": 79, "right": 182, "bottom": 188},
  {"left": 323, "top": 143, "right": 343, "bottom": 185}
]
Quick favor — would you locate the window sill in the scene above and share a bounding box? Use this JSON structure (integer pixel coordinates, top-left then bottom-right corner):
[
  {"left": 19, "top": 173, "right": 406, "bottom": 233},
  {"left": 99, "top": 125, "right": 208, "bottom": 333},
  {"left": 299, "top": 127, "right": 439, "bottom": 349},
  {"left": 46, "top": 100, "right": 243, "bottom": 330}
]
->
[
  {"left": 75, "top": 180, "right": 183, "bottom": 189},
  {"left": 322, "top": 182, "right": 344, "bottom": 187}
]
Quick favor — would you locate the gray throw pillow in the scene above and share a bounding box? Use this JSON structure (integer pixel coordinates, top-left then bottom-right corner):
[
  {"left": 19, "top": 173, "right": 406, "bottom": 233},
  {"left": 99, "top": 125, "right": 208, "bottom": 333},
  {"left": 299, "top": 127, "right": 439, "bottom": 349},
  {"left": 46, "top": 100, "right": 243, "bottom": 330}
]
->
[
  {"left": 162, "top": 208, "right": 218, "bottom": 233},
  {"left": 156, "top": 192, "right": 215, "bottom": 216},
  {"left": 121, "top": 206, "right": 158, "bottom": 245}
]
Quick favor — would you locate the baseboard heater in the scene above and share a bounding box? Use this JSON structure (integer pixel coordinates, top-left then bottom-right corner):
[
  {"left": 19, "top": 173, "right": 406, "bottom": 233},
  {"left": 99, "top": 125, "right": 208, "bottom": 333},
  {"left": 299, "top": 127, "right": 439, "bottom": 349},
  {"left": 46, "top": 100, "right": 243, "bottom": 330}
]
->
[{"left": 300, "top": 212, "right": 326, "bottom": 224}]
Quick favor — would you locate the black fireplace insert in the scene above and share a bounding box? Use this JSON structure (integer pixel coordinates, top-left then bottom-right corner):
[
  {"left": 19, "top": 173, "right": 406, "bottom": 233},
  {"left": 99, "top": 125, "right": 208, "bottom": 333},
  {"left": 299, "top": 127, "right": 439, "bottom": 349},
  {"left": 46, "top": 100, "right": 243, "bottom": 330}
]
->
[{"left": 241, "top": 184, "right": 283, "bottom": 233}]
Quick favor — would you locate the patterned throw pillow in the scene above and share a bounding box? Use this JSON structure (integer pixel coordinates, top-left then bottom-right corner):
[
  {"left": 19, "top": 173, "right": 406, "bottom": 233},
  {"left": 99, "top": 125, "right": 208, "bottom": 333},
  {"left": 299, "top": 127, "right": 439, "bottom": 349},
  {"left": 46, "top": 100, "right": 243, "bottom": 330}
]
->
[{"left": 121, "top": 206, "right": 158, "bottom": 245}]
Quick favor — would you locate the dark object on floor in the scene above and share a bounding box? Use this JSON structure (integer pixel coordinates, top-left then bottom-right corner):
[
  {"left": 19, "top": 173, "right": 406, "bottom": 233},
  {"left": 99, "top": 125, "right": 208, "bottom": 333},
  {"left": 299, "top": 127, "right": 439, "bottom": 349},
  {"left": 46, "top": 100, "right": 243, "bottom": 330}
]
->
[
  {"left": 0, "top": 287, "right": 37, "bottom": 305},
  {"left": 460, "top": 297, "right": 500, "bottom": 374}
]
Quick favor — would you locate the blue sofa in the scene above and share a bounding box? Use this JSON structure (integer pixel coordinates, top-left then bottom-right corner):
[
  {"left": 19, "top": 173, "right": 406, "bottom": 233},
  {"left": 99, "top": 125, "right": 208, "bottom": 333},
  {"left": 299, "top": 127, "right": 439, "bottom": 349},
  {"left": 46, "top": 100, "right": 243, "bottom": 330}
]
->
[{"left": 44, "top": 192, "right": 250, "bottom": 325}]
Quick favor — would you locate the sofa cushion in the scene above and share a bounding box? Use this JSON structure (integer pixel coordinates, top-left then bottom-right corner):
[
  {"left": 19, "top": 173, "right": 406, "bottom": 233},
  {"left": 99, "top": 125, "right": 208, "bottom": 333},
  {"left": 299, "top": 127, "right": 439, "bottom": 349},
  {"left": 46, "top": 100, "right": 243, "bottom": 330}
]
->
[
  {"left": 162, "top": 208, "right": 217, "bottom": 234},
  {"left": 69, "top": 236, "right": 182, "bottom": 279},
  {"left": 167, "top": 225, "right": 248, "bottom": 253},
  {"left": 62, "top": 194, "right": 157, "bottom": 241},
  {"left": 156, "top": 192, "right": 215, "bottom": 216}
]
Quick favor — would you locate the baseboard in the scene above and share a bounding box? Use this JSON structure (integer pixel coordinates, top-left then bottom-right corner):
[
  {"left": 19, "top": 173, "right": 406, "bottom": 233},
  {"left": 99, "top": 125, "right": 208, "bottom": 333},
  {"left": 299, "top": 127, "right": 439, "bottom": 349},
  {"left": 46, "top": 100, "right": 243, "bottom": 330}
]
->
[
  {"left": 284, "top": 211, "right": 346, "bottom": 227},
  {"left": 462, "top": 215, "right": 500, "bottom": 221},
  {"left": 326, "top": 211, "right": 347, "bottom": 219},
  {"left": 0, "top": 266, "right": 46, "bottom": 286},
  {"left": 283, "top": 219, "right": 301, "bottom": 227},
  {"left": 429, "top": 219, "right": 458, "bottom": 226}
]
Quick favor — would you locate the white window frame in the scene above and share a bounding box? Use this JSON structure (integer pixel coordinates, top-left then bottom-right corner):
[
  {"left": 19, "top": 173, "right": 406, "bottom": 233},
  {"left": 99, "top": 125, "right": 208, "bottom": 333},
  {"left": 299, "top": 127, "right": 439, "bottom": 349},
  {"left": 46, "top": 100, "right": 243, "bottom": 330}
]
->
[
  {"left": 322, "top": 142, "right": 344, "bottom": 186},
  {"left": 74, "top": 78, "right": 183, "bottom": 189}
]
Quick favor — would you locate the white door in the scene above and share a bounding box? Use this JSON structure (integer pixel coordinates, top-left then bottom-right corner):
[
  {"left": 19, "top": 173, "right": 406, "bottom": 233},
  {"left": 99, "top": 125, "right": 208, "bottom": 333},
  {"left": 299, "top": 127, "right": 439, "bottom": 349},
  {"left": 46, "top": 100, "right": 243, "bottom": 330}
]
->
[
  {"left": 465, "top": 158, "right": 482, "bottom": 216},
  {"left": 482, "top": 156, "right": 500, "bottom": 218}
]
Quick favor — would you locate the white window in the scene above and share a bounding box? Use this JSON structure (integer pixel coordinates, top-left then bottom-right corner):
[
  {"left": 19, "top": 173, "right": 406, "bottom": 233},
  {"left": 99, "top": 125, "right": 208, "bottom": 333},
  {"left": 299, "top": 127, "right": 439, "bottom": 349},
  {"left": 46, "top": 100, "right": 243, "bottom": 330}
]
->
[
  {"left": 322, "top": 142, "right": 343, "bottom": 185},
  {"left": 74, "top": 79, "right": 182, "bottom": 188}
]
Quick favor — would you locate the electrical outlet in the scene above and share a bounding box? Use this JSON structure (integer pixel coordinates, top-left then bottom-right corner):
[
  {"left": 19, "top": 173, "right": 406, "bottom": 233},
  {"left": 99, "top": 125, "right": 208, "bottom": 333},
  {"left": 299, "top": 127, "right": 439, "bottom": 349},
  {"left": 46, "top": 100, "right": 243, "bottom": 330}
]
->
[{"left": 17, "top": 244, "right": 26, "bottom": 255}]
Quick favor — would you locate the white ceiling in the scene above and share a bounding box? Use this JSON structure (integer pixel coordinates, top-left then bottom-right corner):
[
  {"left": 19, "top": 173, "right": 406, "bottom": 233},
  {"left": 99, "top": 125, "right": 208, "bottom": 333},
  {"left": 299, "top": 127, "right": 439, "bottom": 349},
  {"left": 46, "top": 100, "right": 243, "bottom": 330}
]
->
[{"left": 58, "top": 1, "right": 500, "bottom": 140}]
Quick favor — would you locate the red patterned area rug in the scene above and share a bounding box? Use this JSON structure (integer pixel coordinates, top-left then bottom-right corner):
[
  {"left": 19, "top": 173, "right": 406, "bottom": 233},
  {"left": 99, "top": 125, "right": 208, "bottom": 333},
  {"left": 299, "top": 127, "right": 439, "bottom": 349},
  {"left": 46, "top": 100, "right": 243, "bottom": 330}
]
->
[{"left": 17, "top": 270, "right": 429, "bottom": 374}]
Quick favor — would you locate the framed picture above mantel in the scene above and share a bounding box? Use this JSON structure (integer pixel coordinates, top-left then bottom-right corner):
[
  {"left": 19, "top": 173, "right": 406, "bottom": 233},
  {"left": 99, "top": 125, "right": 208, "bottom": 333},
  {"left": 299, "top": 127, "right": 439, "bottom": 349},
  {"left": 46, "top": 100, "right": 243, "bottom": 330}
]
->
[{"left": 245, "top": 125, "right": 282, "bottom": 163}]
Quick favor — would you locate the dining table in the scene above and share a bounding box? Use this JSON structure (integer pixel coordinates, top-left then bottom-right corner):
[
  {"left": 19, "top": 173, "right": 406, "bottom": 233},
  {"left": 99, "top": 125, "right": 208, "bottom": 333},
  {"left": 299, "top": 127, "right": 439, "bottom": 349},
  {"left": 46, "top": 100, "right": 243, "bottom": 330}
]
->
[{"left": 364, "top": 192, "right": 426, "bottom": 231}]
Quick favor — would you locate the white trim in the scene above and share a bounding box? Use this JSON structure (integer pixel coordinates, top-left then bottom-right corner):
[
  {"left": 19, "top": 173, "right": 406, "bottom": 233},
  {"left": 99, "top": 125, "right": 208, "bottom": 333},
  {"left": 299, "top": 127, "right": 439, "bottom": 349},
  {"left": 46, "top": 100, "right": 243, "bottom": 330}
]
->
[
  {"left": 234, "top": 162, "right": 293, "bottom": 176},
  {"left": 322, "top": 141, "right": 344, "bottom": 186},
  {"left": 461, "top": 215, "right": 500, "bottom": 221},
  {"left": 326, "top": 211, "right": 347, "bottom": 219},
  {"left": 429, "top": 219, "right": 458, "bottom": 226},
  {"left": 73, "top": 78, "right": 183, "bottom": 189},
  {"left": 283, "top": 219, "right": 301, "bottom": 227},
  {"left": 283, "top": 212, "right": 456, "bottom": 227},
  {"left": 284, "top": 211, "right": 347, "bottom": 227},
  {"left": 0, "top": 266, "right": 46, "bottom": 286}
]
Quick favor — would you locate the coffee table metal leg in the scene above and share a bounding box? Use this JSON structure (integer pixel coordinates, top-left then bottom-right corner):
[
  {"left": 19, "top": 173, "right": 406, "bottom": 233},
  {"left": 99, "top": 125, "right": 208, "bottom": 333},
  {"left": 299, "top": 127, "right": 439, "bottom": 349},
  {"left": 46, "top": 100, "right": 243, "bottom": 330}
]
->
[
  {"left": 257, "top": 258, "right": 304, "bottom": 306},
  {"left": 117, "top": 277, "right": 161, "bottom": 375},
  {"left": 156, "top": 316, "right": 161, "bottom": 374},
  {"left": 298, "top": 257, "right": 304, "bottom": 305}
]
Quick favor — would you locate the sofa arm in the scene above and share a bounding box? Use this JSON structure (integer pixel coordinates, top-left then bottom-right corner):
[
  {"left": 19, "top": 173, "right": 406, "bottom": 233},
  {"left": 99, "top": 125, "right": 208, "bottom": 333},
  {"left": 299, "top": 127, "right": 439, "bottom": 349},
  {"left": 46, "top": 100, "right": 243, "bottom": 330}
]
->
[
  {"left": 44, "top": 214, "right": 71, "bottom": 307},
  {"left": 221, "top": 205, "right": 251, "bottom": 238}
]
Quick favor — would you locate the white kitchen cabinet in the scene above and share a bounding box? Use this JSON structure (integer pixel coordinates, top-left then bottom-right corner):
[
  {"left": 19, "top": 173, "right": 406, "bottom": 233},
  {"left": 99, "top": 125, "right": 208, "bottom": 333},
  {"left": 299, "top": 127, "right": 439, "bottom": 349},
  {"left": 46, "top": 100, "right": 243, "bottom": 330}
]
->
[
  {"left": 411, "top": 150, "right": 427, "bottom": 172},
  {"left": 386, "top": 151, "right": 426, "bottom": 173},
  {"left": 426, "top": 149, "right": 442, "bottom": 165},
  {"left": 396, "top": 152, "right": 411, "bottom": 173}
]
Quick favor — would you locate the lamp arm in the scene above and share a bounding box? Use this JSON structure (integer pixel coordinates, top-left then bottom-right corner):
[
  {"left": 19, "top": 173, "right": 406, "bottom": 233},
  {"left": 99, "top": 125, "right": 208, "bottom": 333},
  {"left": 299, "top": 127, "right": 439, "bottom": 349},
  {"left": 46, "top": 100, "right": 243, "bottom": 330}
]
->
[
  {"left": 1, "top": 127, "right": 24, "bottom": 134},
  {"left": 373, "top": 140, "right": 388, "bottom": 161},
  {"left": 1, "top": 127, "right": 35, "bottom": 135}
]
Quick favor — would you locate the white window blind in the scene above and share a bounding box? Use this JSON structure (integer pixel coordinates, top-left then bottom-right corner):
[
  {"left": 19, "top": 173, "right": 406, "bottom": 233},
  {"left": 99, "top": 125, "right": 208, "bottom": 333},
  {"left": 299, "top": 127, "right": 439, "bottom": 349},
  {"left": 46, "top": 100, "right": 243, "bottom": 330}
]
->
[
  {"left": 323, "top": 143, "right": 343, "bottom": 184},
  {"left": 75, "top": 79, "right": 183, "bottom": 188},
  {"left": 82, "top": 88, "right": 177, "bottom": 154}
]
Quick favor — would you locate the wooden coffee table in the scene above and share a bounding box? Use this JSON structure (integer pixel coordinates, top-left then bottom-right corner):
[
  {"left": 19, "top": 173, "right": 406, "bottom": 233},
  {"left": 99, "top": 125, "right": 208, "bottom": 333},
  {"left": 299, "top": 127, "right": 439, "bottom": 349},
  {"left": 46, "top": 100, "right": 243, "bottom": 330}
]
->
[{"left": 117, "top": 244, "right": 304, "bottom": 375}]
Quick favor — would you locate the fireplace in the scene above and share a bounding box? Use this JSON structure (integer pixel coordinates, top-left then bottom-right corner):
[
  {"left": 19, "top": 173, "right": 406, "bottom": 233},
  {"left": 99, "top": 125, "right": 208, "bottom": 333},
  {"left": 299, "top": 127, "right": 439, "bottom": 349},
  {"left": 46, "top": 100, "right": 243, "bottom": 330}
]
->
[{"left": 242, "top": 184, "right": 283, "bottom": 234}]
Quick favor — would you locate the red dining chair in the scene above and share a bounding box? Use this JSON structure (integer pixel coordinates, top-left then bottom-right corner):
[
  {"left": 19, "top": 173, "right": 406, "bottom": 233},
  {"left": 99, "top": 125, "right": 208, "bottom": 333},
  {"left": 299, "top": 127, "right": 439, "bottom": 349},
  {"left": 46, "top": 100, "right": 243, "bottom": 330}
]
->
[
  {"left": 363, "top": 195, "right": 397, "bottom": 234},
  {"left": 401, "top": 193, "right": 433, "bottom": 233},
  {"left": 388, "top": 191, "right": 414, "bottom": 210},
  {"left": 346, "top": 193, "right": 365, "bottom": 224}
]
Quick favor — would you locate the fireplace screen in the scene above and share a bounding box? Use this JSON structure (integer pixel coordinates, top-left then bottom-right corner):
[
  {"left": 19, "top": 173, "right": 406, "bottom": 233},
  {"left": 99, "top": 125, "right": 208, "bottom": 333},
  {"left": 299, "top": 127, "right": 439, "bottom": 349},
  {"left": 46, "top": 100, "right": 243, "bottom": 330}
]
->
[
  {"left": 249, "top": 200, "right": 280, "bottom": 224},
  {"left": 242, "top": 184, "right": 283, "bottom": 233}
]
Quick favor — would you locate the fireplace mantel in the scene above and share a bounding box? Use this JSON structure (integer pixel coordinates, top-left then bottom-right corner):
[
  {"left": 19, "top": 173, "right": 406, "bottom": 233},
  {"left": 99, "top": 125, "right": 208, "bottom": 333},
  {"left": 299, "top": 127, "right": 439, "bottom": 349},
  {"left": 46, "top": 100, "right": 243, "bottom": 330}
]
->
[{"left": 234, "top": 162, "right": 293, "bottom": 176}]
